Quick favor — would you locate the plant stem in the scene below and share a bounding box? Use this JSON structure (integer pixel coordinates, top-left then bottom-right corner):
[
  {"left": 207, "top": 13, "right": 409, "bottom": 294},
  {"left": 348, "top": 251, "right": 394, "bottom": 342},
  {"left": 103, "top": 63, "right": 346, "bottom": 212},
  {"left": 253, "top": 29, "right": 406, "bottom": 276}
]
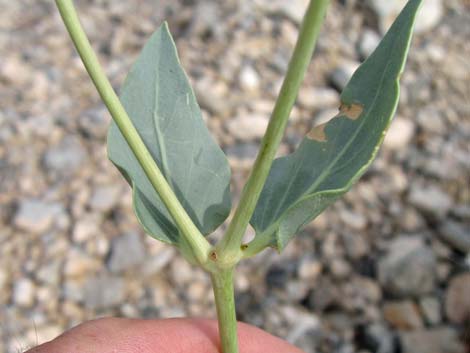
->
[
  {"left": 217, "top": 0, "right": 330, "bottom": 261},
  {"left": 211, "top": 269, "right": 238, "bottom": 353},
  {"left": 54, "top": 0, "right": 212, "bottom": 265}
]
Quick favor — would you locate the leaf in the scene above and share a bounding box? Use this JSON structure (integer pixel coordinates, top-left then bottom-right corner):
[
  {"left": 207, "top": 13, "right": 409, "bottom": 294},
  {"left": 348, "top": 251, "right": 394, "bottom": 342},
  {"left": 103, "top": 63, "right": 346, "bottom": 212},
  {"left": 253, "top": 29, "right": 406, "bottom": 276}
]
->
[
  {"left": 249, "top": 0, "right": 422, "bottom": 252},
  {"left": 107, "top": 23, "right": 231, "bottom": 246}
]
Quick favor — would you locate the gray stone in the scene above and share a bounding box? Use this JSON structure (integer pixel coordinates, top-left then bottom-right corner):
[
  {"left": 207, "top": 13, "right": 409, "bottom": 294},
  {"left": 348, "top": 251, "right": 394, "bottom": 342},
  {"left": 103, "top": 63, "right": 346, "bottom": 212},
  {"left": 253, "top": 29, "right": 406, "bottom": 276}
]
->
[
  {"left": 358, "top": 29, "right": 381, "bottom": 59},
  {"left": 78, "top": 107, "right": 110, "bottom": 139},
  {"left": 378, "top": 237, "right": 436, "bottom": 297},
  {"left": 330, "top": 61, "right": 360, "bottom": 91},
  {"left": 298, "top": 87, "right": 339, "bottom": 110},
  {"left": 438, "top": 221, "right": 470, "bottom": 253},
  {"left": 43, "top": 136, "right": 87, "bottom": 175},
  {"left": 14, "top": 199, "right": 64, "bottom": 234},
  {"left": 419, "top": 296, "right": 442, "bottom": 325},
  {"left": 445, "top": 273, "right": 470, "bottom": 325},
  {"left": 226, "top": 114, "right": 269, "bottom": 140},
  {"left": 367, "top": 0, "right": 443, "bottom": 34},
  {"left": 89, "top": 185, "right": 121, "bottom": 212},
  {"left": 84, "top": 275, "right": 125, "bottom": 310},
  {"left": 225, "top": 143, "right": 259, "bottom": 161},
  {"left": 400, "top": 328, "right": 465, "bottom": 353},
  {"left": 383, "top": 300, "right": 424, "bottom": 330},
  {"left": 258, "top": 0, "right": 310, "bottom": 24},
  {"left": 107, "top": 232, "right": 146, "bottom": 273},
  {"left": 383, "top": 117, "right": 415, "bottom": 150},
  {"left": 239, "top": 65, "right": 260, "bottom": 92},
  {"left": 13, "top": 278, "right": 35, "bottom": 308},
  {"left": 362, "top": 324, "right": 396, "bottom": 353},
  {"left": 339, "top": 209, "right": 367, "bottom": 230},
  {"left": 408, "top": 184, "right": 452, "bottom": 219}
]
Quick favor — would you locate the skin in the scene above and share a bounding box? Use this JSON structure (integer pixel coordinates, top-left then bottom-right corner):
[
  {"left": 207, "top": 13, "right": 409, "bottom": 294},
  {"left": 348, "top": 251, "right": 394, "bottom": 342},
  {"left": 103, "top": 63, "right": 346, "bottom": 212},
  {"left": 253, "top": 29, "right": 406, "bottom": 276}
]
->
[{"left": 26, "top": 318, "right": 305, "bottom": 353}]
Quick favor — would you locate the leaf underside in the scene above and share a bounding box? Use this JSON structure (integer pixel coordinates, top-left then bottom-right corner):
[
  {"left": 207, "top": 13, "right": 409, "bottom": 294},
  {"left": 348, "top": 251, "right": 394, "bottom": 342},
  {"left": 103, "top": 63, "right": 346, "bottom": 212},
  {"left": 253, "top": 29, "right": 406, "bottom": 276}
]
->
[
  {"left": 107, "top": 23, "right": 231, "bottom": 246},
  {"left": 250, "top": 0, "right": 422, "bottom": 252}
]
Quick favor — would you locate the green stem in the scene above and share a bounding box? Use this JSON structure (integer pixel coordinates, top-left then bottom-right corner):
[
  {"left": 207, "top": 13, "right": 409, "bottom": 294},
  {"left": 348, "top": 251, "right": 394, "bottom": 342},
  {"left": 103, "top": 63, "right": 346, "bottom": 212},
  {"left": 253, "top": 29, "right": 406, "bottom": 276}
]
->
[
  {"left": 54, "top": 0, "right": 211, "bottom": 264},
  {"left": 211, "top": 269, "right": 238, "bottom": 353},
  {"left": 217, "top": 0, "right": 330, "bottom": 262}
]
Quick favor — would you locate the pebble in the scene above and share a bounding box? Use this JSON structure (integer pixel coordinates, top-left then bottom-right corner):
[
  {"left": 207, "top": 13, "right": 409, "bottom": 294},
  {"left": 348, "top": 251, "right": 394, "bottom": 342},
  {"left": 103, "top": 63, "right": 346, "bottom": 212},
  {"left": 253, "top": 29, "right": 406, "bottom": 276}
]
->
[
  {"left": 258, "top": 0, "right": 310, "bottom": 24},
  {"left": 383, "top": 300, "right": 424, "bottom": 329},
  {"left": 13, "top": 278, "right": 35, "bottom": 308},
  {"left": 84, "top": 275, "right": 125, "bottom": 310},
  {"left": 438, "top": 221, "right": 470, "bottom": 253},
  {"left": 239, "top": 65, "right": 260, "bottom": 92},
  {"left": 330, "top": 61, "right": 360, "bottom": 91},
  {"left": 419, "top": 296, "right": 442, "bottom": 325},
  {"left": 358, "top": 323, "right": 397, "bottom": 353},
  {"left": 358, "top": 29, "right": 381, "bottom": 59},
  {"left": 408, "top": 184, "right": 453, "bottom": 219},
  {"left": 63, "top": 248, "right": 100, "bottom": 278},
  {"left": 383, "top": 117, "right": 415, "bottom": 150},
  {"left": 226, "top": 114, "right": 269, "bottom": 140},
  {"left": 14, "top": 199, "right": 64, "bottom": 234},
  {"left": 43, "top": 136, "right": 87, "bottom": 175},
  {"left": 297, "top": 87, "right": 339, "bottom": 110},
  {"left": 72, "top": 215, "right": 101, "bottom": 243},
  {"left": 366, "top": 0, "right": 443, "bottom": 34},
  {"left": 445, "top": 273, "right": 470, "bottom": 325},
  {"left": 339, "top": 209, "right": 368, "bottom": 230},
  {"left": 378, "top": 237, "right": 436, "bottom": 297},
  {"left": 107, "top": 232, "right": 146, "bottom": 273},
  {"left": 89, "top": 185, "right": 121, "bottom": 212},
  {"left": 400, "top": 328, "right": 465, "bottom": 353}
]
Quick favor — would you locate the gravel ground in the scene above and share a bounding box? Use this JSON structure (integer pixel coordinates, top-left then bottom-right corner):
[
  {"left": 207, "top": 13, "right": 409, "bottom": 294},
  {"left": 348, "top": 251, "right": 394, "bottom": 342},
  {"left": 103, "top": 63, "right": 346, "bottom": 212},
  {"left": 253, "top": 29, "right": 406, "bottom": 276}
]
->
[{"left": 0, "top": 0, "right": 469, "bottom": 352}]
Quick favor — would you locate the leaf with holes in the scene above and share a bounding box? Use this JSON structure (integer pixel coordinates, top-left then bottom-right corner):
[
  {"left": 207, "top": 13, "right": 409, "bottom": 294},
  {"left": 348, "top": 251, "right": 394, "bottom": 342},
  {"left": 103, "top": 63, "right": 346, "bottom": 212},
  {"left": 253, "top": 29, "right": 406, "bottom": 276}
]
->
[
  {"left": 249, "top": 0, "right": 422, "bottom": 252},
  {"left": 107, "top": 23, "right": 231, "bottom": 246}
]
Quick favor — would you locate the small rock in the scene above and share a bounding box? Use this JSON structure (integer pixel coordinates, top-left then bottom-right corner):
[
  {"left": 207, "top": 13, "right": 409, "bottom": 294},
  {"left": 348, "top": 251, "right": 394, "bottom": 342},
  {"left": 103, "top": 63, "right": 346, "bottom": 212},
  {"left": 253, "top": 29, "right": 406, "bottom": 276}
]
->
[
  {"left": 438, "top": 221, "right": 470, "bottom": 253},
  {"left": 417, "top": 107, "right": 445, "bottom": 134},
  {"left": 239, "top": 65, "right": 260, "bottom": 92},
  {"left": 383, "top": 117, "right": 415, "bottom": 150},
  {"left": 13, "top": 278, "right": 35, "bottom": 308},
  {"left": 312, "top": 108, "right": 338, "bottom": 126},
  {"left": 72, "top": 215, "right": 101, "bottom": 243},
  {"left": 400, "top": 328, "right": 465, "bottom": 353},
  {"left": 298, "top": 87, "right": 339, "bottom": 110},
  {"left": 414, "top": 0, "right": 444, "bottom": 34},
  {"left": 378, "top": 236, "right": 436, "bottom": 297},
  {"left": 226, "top": 114, "right": 269, "bottom": 140},
  {"left": 89, "top": 185, "right": 121, "bottom": 212},
  {"left": 225, "top": 143, "right": 259, "bottom": 161},
  {"left": 329, "top": 258, "right": 352, "bottom": 279},
  {"left": 357, "top": 323, "right": 397, "bottom": 353},
  {"left": 358, "top": 29, "right": 381, "bottom": 59},
  {"left": 341, "top": 232, "right": 370, "bottom": 260},
  {"left": 43, "top": 136, "right": 87, "bottom": 175},
  {"left": 339, "top": 209, "right": 368, "bottom": 230},
  {"left": 367, "top": 0, "right": 443, "bottom": 34},
  {"left": 14, "top": 199, "right": 64, "bottom": 234},
  {"left": 419, "top": 296, "right": 442, "bottom": 325},
  {"left": 330, "top": 61, "right": 360, "bottom": 91},
  {"left": 258, "top": 0, "right": 310, "bottom": 24},
  {"left": 383, "top": 300, "right": 424, "bottom": 330},
  {"left": 298, "top": 256, "right": 322, "bottom": 281},
  {"left": 408, "top": 184, "right": 452, "bottom": 219},
  {"left": 64, "top": 248, "right": 100, "bottom": 278},
  {"left": 445, "top": 273, "right": 470, "bottom": 325},
  {"left": 107, "top": 232, "right": 146, "bottom": 273},
  {"left": 84, "top": 275, "right": 125, "bottom": 310},
  {"left": 78, "top": 107, "right": 110, "bottom": 139}
]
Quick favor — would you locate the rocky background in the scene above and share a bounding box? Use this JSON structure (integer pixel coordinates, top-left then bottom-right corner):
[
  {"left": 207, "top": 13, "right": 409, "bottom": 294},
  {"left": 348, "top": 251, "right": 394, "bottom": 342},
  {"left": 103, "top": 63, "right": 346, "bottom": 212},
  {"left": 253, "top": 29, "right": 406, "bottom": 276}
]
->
[{"left": 0, "top": 0, "right": 469, "bottom": 352}]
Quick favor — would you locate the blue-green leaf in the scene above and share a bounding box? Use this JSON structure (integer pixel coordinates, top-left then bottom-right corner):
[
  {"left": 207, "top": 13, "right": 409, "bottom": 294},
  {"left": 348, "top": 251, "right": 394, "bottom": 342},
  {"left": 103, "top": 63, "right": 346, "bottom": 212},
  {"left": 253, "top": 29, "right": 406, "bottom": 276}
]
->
[
  {"left": 249, "top": 0, "right": 422, "bottom": 252},
  {"left": 107, "top": 23, "right": 231, "bottom": 246}
]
